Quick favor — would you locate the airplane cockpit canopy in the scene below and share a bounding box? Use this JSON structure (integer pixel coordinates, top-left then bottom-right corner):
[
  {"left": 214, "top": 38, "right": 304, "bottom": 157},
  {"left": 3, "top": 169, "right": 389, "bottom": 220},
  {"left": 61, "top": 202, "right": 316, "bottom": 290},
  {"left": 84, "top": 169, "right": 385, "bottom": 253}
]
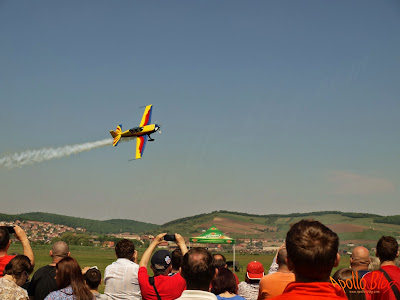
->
[{"left": 129, "top": 127, "right": 143, "bottom": 133}]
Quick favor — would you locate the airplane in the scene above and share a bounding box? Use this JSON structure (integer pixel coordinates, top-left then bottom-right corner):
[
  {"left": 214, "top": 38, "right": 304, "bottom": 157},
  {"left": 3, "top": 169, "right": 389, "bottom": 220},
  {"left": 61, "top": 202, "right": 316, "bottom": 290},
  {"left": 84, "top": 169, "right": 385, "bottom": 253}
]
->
[{"left": 110, "top": 104, "right": 160, "bottom": 159}]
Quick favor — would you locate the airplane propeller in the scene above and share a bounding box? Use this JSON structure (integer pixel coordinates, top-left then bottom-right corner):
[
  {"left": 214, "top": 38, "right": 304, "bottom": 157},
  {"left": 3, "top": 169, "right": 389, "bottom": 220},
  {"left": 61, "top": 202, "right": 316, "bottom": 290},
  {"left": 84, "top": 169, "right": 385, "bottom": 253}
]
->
[{"left": 155, "top": 121, "right": 162, "bottom": 135}]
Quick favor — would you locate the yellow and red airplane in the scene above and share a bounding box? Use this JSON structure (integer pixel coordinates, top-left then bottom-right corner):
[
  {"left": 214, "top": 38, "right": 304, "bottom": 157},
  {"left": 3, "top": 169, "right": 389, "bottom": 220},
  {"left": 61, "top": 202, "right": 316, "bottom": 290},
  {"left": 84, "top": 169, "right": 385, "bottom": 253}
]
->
[{"left": 110, "top": 105, "right": 160, "bottom": 159}]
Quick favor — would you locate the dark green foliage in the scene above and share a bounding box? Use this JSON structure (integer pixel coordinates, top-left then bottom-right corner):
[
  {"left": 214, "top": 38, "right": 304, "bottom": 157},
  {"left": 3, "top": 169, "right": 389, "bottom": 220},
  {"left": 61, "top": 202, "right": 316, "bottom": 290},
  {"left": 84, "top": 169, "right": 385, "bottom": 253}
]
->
[
  {"left": 53, "top": 232, "right": 143, "bottom": 247},
  {"left": 217, "top": 210, "right": 380, "bottom": 219},
  {"left": 374, "top": 215, "right": 400, "bottom": 225},
  {"left": 1, "top": 212, "right": 159, "bottom": 234},
  {"left": 0, "top": 210, "right": 393, "bottom": 237}
]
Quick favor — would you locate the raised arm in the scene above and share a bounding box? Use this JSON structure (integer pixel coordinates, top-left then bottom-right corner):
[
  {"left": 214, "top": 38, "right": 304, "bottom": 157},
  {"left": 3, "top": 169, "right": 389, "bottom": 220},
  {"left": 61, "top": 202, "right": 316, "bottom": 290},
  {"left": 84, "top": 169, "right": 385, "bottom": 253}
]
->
[
  {"left": 14, "top": 225, "right": 35, "bottom": 267},
  {"left": 268, "top": 243, "right": 285, "bottom": 274},
  {"left": 175, "top": 233, "right": 188, "bottom": 256},
  {"left": 139, "top": 233, "right": 167, "bottom": 268}
]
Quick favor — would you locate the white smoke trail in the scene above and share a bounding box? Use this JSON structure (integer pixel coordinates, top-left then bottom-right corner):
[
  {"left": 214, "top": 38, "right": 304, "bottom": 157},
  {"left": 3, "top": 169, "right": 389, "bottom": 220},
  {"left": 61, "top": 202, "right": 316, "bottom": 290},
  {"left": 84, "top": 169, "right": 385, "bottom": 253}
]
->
[{"left": 0, "top": 138, "right": 113, "bottom": 169}]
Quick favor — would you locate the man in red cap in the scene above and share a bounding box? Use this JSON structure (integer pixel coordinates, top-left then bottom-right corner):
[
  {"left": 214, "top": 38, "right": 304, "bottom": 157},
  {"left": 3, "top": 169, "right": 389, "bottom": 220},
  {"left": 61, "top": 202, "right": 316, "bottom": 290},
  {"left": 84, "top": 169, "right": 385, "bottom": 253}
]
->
[{"left": 238, "top": 261, "right": 265, "bottom": 300}]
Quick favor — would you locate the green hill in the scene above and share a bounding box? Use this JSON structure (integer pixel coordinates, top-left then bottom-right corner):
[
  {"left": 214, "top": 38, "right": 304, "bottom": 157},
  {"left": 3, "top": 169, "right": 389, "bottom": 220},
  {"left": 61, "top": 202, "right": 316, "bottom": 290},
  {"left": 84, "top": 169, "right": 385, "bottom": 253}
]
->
[
  {"left": 0, "top": 212, "right": 159, "bottom": 234},
  {"left": 1, "top": 211, "right": 400, "bottom": 244},
  {"left": 154, "top": 210, "right": 400, "bottom": 246}
]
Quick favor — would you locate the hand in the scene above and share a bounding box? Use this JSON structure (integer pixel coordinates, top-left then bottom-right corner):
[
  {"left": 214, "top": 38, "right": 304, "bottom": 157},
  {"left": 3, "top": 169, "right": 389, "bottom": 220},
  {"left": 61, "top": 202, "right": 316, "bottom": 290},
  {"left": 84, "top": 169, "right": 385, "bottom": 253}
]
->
[
  {"left": 82, "top": 267, "right": 90, "bottom": 275},
  {"left": 175, "top": 233, "right": 188, "bottom": 255},
  {"left": 13, "top": 225, "right": 28, "bottom": 242},
  {"left": 175, "top": 233, "right": 185, "bottom": 246},
  {"left": 152, "top": 233, "right": 167, "bottom": 245}
]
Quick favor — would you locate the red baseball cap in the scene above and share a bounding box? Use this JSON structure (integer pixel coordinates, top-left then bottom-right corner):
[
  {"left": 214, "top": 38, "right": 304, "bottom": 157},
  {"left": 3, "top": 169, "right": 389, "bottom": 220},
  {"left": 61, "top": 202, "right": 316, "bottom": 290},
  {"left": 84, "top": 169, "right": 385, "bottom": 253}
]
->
[{"left": 246, "top": 261, "right": 264, "bottom": 280}]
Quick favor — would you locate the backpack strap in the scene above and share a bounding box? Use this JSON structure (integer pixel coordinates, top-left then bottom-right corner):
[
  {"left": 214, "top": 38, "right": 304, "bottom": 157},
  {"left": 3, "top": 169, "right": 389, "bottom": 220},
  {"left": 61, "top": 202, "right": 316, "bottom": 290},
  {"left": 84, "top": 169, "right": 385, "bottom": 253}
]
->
[
  {"left": 149, "top": 276, "right": 162, "bottom": 300},
  {"left": 378, "top": 268, "right": 400, "bottom": 300}
]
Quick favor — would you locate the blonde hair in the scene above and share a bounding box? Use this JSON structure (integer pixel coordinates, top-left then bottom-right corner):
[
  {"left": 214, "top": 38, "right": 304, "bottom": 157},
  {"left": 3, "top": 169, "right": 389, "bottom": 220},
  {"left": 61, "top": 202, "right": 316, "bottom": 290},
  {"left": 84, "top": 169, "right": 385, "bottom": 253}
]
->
[{"left": 368, "top": 257, "right": 380, "bottom": 271}]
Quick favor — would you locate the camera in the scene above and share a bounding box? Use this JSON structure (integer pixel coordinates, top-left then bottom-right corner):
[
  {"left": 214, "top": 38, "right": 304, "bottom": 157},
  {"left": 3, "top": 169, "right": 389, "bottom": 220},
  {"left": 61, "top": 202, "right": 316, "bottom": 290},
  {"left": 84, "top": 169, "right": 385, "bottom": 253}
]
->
[
  {"left": 164, "top": 234, "right": 176, "bottom": 242},
  {"left": 6, "top": 226, "right": 15, "bottom": 234}
]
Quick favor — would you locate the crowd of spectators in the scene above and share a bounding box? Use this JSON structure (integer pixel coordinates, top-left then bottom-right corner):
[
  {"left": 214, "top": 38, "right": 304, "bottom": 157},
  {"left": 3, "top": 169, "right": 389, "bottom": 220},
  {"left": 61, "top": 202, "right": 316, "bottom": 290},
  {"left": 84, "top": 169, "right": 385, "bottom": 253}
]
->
[{"left": 1, "top": 221, "right": 400, "bottom": 300}]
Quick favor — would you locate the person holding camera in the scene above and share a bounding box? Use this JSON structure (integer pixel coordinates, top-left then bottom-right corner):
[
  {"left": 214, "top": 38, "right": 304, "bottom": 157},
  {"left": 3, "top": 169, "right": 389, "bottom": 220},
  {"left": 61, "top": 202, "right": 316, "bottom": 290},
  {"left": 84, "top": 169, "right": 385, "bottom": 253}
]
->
[
  {"left": 138, "top": 233, "right": 188, "bottom": 300},
  {"left": 0, "top": 225, "right": 34, "bottom": 277}
]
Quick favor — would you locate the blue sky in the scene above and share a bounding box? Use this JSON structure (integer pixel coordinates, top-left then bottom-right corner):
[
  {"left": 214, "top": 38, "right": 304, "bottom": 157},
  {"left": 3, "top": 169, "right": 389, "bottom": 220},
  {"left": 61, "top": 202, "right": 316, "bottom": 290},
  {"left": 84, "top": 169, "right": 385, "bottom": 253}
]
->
[{"left": 1, "top": 1, "right": 399, "bottom": 224}]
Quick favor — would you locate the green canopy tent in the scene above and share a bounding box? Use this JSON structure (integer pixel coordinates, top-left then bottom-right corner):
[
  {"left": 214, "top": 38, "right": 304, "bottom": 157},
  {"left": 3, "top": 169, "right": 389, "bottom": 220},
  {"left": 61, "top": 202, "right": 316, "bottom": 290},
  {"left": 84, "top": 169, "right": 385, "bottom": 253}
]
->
[{"left": 189, "top": 225, "right": 236, "bottom": 272}]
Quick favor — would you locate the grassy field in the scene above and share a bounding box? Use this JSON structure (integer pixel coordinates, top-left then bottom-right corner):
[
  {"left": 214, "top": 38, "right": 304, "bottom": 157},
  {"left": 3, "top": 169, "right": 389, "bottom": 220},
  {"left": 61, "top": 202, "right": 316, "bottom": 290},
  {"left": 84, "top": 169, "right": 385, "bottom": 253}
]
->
[{"left": 10, "top": 243, "right": 351, "bottom": 293}]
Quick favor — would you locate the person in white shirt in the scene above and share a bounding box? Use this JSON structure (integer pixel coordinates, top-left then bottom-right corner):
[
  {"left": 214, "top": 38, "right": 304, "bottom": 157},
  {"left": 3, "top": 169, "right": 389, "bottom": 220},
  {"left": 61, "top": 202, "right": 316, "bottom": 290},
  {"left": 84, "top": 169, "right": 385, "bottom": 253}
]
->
[
  {"left": 176, "top": 247, "right": 218, "bottom": 300},
  {"left": 104, "top": 239, "right": 141, "bottom": 300}
]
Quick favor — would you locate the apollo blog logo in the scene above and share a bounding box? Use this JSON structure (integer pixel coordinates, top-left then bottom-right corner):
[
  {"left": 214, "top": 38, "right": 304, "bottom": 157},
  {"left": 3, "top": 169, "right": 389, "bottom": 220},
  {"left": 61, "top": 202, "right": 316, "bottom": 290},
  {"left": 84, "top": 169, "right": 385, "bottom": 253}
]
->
[{"left": 330, "top": 271, "right": 396, "bottom": 294}]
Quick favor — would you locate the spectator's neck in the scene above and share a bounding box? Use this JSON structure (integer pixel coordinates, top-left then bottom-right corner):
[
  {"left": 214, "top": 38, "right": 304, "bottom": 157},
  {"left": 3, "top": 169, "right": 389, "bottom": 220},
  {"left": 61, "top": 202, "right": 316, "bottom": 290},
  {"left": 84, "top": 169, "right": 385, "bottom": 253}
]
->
[
  {"left": 0, "top": 248, "right": 8, "bottom": 257},
  {"left": 277, "top": 265, "right": 291, "bottom": 273},
  {"left": 186, "top": 284, "right": 210, "bottom": 291},
  {"left": 380, "top": 261, "right": 396, "bottom": 267},
  {"left": 350, "top": 264, "right": 368, "bottom": 271},
  {"left": 295, "top": 273, "right": 330, "bottom": 283}
]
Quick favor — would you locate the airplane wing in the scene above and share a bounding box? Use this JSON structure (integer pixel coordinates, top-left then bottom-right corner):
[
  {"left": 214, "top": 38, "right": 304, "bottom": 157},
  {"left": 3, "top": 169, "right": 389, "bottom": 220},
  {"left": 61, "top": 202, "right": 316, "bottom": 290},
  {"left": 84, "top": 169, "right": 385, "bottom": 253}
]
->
[
  {"left": 139, "top": 105, "right": 153, "bottom": 127},
  {"left": 135, "top": 135, "right": 148, "bottom": 159}
]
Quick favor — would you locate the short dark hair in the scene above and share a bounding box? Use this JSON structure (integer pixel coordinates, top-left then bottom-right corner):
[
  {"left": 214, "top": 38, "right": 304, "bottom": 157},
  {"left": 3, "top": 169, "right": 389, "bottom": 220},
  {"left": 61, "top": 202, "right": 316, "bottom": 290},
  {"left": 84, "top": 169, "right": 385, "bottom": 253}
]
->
[
  {"left": 0, "top": 226, "right": 10, "bottom": 250},
  {"left": 286, "top": 219, "right": 339, "bottom": 280},
  {"left": 332, "top": 268, "right": 365, "bottom": 300},
  {"left": 213, "top": 253, "right": 226, "bottom": 268},
  {"left": 277, "top": 248, "right": 288, "bottom": 266},
  {"left": 115, "top": 239, "right": 135, "bottom": 259},
  {"left": 84, "top": 268, "right": 102, "bottom": 290},
  {"left": 4, "top": 255, "right": 33, "bottom": 279},
  {"left": 181, "top": 247, "right": 216, "bottom": 290},
  {"left": 211, "top": 268, "right": 237, "bottom": 295},
  {"left": 376, "top": 236, "right": 398, "bottom": 262},
  {"left": 171, "top": 249, "right": 183, "bottom": 270}
]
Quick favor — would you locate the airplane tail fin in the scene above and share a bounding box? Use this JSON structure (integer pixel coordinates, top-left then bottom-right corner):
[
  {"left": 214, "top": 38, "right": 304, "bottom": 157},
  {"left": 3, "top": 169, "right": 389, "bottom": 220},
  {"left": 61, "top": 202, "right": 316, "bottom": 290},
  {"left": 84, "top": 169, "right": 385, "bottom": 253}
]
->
[{"left": 110, "top": 125, "right": 122, "bottom": 147}]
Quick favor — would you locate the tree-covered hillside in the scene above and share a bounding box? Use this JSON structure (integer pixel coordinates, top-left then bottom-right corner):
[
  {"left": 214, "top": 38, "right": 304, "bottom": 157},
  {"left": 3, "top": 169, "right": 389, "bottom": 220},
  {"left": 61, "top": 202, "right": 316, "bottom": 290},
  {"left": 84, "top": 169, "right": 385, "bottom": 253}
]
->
[{"left": 0, "top": 212, "right": 159, "bottom": 234}]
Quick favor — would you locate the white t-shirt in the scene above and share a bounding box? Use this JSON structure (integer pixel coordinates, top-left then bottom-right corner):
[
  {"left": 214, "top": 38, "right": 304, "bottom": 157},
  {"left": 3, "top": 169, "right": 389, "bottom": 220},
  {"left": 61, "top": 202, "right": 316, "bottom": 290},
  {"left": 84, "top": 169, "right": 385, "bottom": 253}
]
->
[
  {"left": 176, "top": 290, "right": 218, "bottom": 300},
  {"left": 104, "top": 258, "right": 141, "bottom": 300}
]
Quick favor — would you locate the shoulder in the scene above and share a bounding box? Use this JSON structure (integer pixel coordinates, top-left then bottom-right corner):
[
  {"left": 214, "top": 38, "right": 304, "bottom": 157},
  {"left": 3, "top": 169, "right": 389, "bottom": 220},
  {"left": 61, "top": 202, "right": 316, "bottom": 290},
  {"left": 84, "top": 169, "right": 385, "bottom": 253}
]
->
[
  {"left": 156, "top": 272, "right": 185, "bottom": 286},
  {"left": 170, "top": 272, "right": 185, "bottom": 283},
  {"left": 0, "top": 254, "right": 15, "bottom": 262},
  {"left": 179, "top": 290, "right": 218, "bottom": 300},
  {"left": 138, "top": 266, "right": 149, "bottom": 280},
  {"left": 33, "top": 265, "right": 55, "bottom": 275},
  {"left": 260, "top": 273, "right": 274, "bottom": 281},
  {"left": 0, "top": 277, "right": 28, "bottom": 298},
  {"left": 107, "top": 258, "right": 139, "bottom": 269},
  {"left": 45, "top": 285, "right": 73, "bottom": 299}
]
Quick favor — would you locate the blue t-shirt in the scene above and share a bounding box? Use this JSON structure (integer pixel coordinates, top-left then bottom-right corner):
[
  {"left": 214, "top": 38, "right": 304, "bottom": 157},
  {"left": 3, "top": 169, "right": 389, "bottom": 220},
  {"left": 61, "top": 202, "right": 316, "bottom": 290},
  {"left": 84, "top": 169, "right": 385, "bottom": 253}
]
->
[
  {"left": 44, "top": 285, "right": 74, "bottom": 300},
  {"left": 217, "top": 295, "right": 246, "bottom": 300}
]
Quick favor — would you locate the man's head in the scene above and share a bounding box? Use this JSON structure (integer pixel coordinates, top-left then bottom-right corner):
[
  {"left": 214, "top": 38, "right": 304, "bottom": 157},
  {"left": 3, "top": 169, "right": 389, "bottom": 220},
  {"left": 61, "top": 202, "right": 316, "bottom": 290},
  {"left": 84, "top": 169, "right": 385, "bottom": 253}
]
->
[
  {"left": 213, "top": 253, "right": 227, "bottom": 269},
  {"left": 0, "top": 226, "right": 11, "bottom": 251},
  {"left": 84, "top": 267, "right": 102, "bottom": 291},
  {"left": 115, "top": 239, "right": 135, "bottom": 260},
  {"left": 150, "top": 249, "right": 172, "bottom": 276},
  {"left": 350, "top": 246, "right": 370, "bottom": 271},
  {"left": 285, "top": 219, "right": 339, "bottom": 281},
  {"left": 277, "top": 248, "right": 288, "bottom": 267},
  {"left": 51, "top": 241, "right": 70, "bottom": 262},
  {"left": 246, "top": 261, "right": 264, "bottom": 282},
  {"left": 171, "top": 248, "right": 183, "bottom": 272},
  {"left": 181, "top": 247, "right": 216, "bottom": 291},
  {"left": 376, "top": 236, "right": 399, "bottom": 263}
]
